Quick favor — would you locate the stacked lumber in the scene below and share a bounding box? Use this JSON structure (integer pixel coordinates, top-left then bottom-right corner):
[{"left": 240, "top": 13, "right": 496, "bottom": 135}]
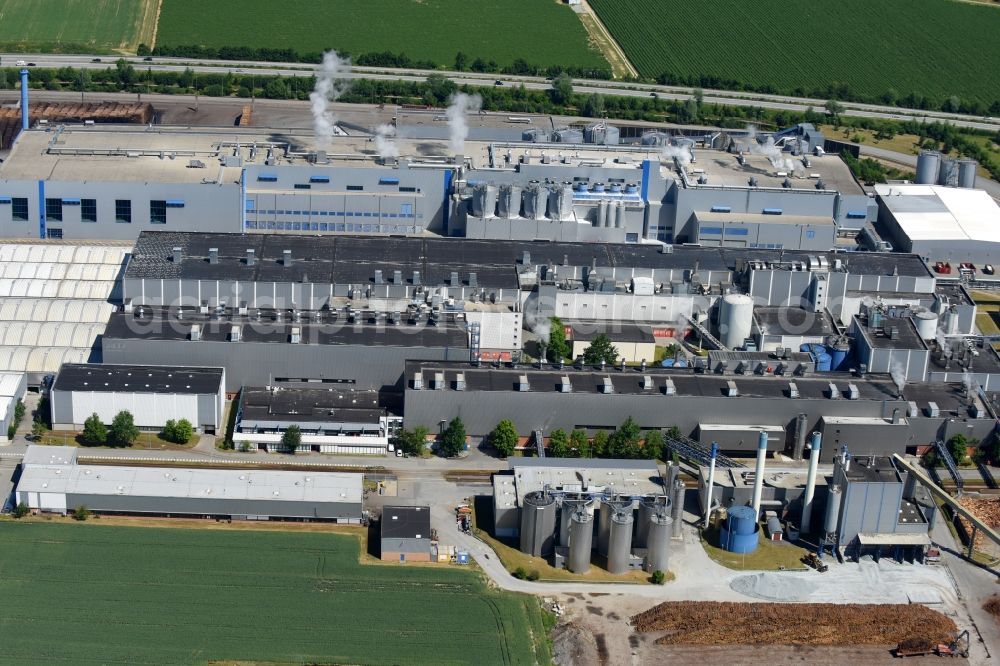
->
[{"left": 630, "top": 601, "right": 956, "bottom": 646}]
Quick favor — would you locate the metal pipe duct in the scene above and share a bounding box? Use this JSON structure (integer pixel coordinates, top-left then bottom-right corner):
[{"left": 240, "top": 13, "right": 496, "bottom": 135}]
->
[
  {"left": 20, "top": 69, "right": 29, "bottom": 130},
  {"left": 750, "top": 431, "right": 767, "bottom": 517},
  {"left": 800, "top": 431, "right": 822, "bottom": 533},
  {"left": 703, "top": 442, "right": 718, "bottom": 527}
]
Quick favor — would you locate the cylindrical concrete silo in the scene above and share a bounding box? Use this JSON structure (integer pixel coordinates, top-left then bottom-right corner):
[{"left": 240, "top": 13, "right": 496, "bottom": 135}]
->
[
  {"left": 915, "top": 151, "right": 940, "bottom": 185},
  {"left": 718, "top": 504, "right": 758, "bottom": 554},
  {"left": 719, "top": 293, "right": 754, "bottom": 350},
  {"left": 914, "top": 311, "right": 939, "bottom": 340},
  {"left": 522, "top": 183, "right": 539, "bottom": 219},
  {"left": 520, "top": 491, "right": 557, "bottom": 557},
  {"left": 614, "top": 201, "right": 625, "bottom": 229},
  {"left": 529, "top": 186, "right": 547, "bottom": 220},
  {"left": 598, "top": 199, "right": 609, "bottom": 228},
  {"left": 567, "top": 509, "right": 594, "bottom": 573},
  {"left": 823, "top": 485, "right": 842, "bottom": 535},
  {"left": 497, "top": 184, "right": 521, "bottom": 219},
  {"left": 607, "top": 509, "right": 634, "bottom": 574},
  {"left": 560, "top": 498, "right": 590, "bottom": 547},
  {"left": 644, "top": 510, "right": 672, "bottom": 573},
  {"left": 636, "top": 497, "right": 655, "bottom": 548},
  {"left": 938, "top": 158, "right": 958, "bottom": 187},
  {"left": 958, "top": 159, "right": 977, "bottom": 189},
  {"left": 671, "top": 479, "right": 685, "bottom": 538}
]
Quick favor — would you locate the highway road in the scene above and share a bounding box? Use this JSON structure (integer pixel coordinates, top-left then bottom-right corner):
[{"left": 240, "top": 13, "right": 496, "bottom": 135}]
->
[{"left": 4, "top": 52, "right": 1000, "bottom": 132}]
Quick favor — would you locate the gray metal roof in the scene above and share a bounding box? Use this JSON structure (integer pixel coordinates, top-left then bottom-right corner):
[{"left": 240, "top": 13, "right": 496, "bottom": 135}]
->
[
  {"left": 53, "top": 363, "right": 224, "bottom": 394},
  {"left": 240, "top": 387, "right": 392, "bottom": 426},
  {"left": 380, "top": 506, "right": 431, "bottom": 540}
]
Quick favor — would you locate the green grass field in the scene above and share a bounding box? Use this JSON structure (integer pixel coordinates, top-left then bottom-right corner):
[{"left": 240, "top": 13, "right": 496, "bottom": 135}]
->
[
  {"left": 589, "top": 0, "right": 1000, "bottom": 105},
  {"left": 0, "top": 0, "right": 157, "bottom": 53},
  {"left": 157, "top": 0, "right": 605, "bottom": 69},
  {"left": 0, "top": 522, "right": 549, "bottom": 665}
]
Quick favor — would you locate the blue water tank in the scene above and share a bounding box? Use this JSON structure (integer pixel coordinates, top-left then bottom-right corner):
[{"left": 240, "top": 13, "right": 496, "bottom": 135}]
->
[
  {"left": 815, "top": 353, "right": 832, "bottom": 372},
  {"left": 661, "top": 359, "right": 675, "bottom": 368},
  {"left": 675, "top": 360, "right": 688, "bottom": 368},
  {"left": 827, "top": 344, "right": 849, "bottom": 371},
  {"left": 799, "top": 343, "right": 812, "bottom": 353},
  {"left": 719, "top": 505, "right": 759, "bottom": 554}
]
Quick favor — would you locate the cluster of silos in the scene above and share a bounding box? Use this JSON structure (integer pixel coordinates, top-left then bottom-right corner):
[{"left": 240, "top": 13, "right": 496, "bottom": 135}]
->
[
  {"left": 552, "top": 127, "right": 584, "bottom": 143},
  {"left": 584, "top": 123, "right": 620, "bottom": 145},
  {"left": 637, "top": 497, "right": 672, "bottom": 573},
  {"left": 718, "top": 504, "right": 759, "bottom": 553},
  {"left": 640, "top": 131, "right": 670, "bottom": 147},
  {"left": 548, "top": 184, "right": 575, "bottom": 222},
  {"left": 519, "top": 491, "right": 557, "bottom": 557},
  {"left": 561, "top": 498, "right": 596, "bottom": 573},
  {"left": 719, "top": 293, "right": 754, "bottom": 350},
  {"left": 799, "top": 343, "right": 833, "bottom": 372},
  {"left": 915, "top": 151, "right": 978, "bottom": 189}
]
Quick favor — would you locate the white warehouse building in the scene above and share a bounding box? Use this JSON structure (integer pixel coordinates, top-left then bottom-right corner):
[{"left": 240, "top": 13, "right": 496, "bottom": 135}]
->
[
  {"left": 0, "top": 371, "right": 27, "bottom": 436},
  {"left": 50, "top": 364, "right": 226, "bottom": 434}
]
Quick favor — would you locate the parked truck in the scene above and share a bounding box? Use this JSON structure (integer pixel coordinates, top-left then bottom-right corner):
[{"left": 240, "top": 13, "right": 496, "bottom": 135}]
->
[{"left": 895, "top": 631, "right": 969, "bottom": 658}]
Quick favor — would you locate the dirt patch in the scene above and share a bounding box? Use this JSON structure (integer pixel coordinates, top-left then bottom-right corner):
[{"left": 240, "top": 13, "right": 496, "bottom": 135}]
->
[
  {"left": 631, "top": 602, "right": 956, "bottom": 646},
  {"left": 594, "top": 633, "right": 610, "bottom": 665},
  {"left": 552, "top": 622, "right": 599, "bottom": 666},
  {"left": 984, "top": 595, "right": 1000, "bottom": 623},
  {"left": 586, "top": 605, "right": 604, "bottom": 616},
  {"left": 958, "top": 497, "right": 1000, "bottom": 548}
]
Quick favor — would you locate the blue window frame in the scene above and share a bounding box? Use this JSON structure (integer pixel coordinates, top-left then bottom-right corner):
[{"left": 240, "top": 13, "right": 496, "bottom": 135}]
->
[
  {"left": 710, "top": 206, "right": 731, "bottom": 213},
  {"left": 379, "top": 177, "right": 400, "bottom": 185},
  {"left": 309, "top": 175, "right": 331, "bottom": 183},
  {"left": 165, "top": 200, "right": 185, "bottom": 208},
  {"left": 762, "top": 208, "right": 783, "bottom": 215},
  {"left": 700, "top": 226, "right": 723, "bottom": 235},
  {"left": 725, "top": 227, "right": 749, "bottom": 236},
  {"left": 806, "top": 230, "right": 816, "bottom": 239},
  {"left": 61, "top": 197, "right": 81, "bottom": 205},
  {"left": 257, "top": 174, "right": 278, "bottom": 182},
  {"left": 0, "top": 196, "right": 11, "bottom": 204},
  {"left": 320, "top": 223, "right": 328, "bottom": 231},
  {"left": 846, "top": 211, "right": 866, "bottom": 219},
  {"left": 245, "top": 199, "right": 255, "bottom": 211},
  {"left": 401, "top": 203, "right": 413, "bottom": 217}
]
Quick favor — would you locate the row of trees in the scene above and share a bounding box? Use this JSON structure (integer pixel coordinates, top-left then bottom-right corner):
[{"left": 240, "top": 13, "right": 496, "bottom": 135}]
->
[
  {"left": 391, "top": 418, "right": 468, "bottom": 458},
  {"left": 543, "top": 316, "right": 619, "bottom": 366},
  {"left": 489, "top": 417, "right": 669, "bottom": 460},
  {"left": 79, "top": 412, "right": 196, "bottom": 447}
]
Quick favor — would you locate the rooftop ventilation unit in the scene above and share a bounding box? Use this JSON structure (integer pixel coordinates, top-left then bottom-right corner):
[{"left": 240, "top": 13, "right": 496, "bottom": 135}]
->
[
  {"left": 847, "top": 383, "right": 860, "bottom": 400},
  {"left": 450, "top": 271, "right": 460, "bottom": 286},
  {"left": 926, "top": 402, "right": 939, "bottom": 418},
  {"left": 209, "top": 247, "right": 219, "bottom": 265},
  {"left": 828, "top": 382, "right": 839, "bottom": 399},
  {"left": 433, "top": 372, "right": 445, "bottom": 390},
  {"left": 664, "top": 378, "right": 676, "bottom": 396},
  {"left": 907, "top": 401, "right": 919, "bottom": 418},
  {"left": 601, "top": 377, "right": 613, "bottom": 394},
  {"left": 725, "top": 380, "right": 738, "bottom": 397},
  {"left": 521, "top": 251, "right": 531, "bottom": 265},
  {"left": 199, "top": 301, "right": 209, "bottom": 315},
  {"left": 189, "top": 324, "right": 201, "bottom": 341},
  {"left": 283, "top": 249, "right": 292, "bottom": 267},
  {"left": 559, "top": 376, "right": 572, "bottom": 393},
  {"left": 374, "top": 270, "right": 384, "bottom": 285},
  {"left": 172, "top": 247, "right": 183, "bottom": 263},
  {"left": 517, "top": 375, "right": 530, "bottom": 392},
  {"left": 229, "top": 325, "right": 242, "bottom": 342},
  {"left": 238, "top": 301, "right": 248, "bottom": 316},
  {"left": 788, "top": 381, "right": 799, "bottom": 398},
  {"left": 469, "top": 272, "right": 478, "bottom": 287},
  {"left": 290, "top": 326, "right": 301, "bottom": 344},
  {"left": 455, "top": 373, "right": 466, "bottom": 391},
  {"left": 412, "top": 372, "right": 423, "bottom": 390},
  {"left": 412, "top": 271, "right": 421, "bottom": 286},
  {"left": 642, "top": 375, "right": 654, "bottom": 390},
  {"left": 393, "top": 270, "right": 403, "bottom": 285},
  {"left": 245, "top": 249, "right": 255, "bottom": 266}
]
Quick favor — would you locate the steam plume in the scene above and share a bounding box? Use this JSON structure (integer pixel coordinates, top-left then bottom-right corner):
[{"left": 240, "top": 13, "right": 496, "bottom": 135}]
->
[
  {"left": 661, "top": 144, "right": 692, "bottom": 167},
  {"left": 890, "top": 362, "right": 906, "bottom": 398},
  {"left": 374, "top": 124, "right": 399, "bottom": 159},
  {"left": 310, "top": 51, "right": 350, "bottom": 147},
  {"left": 446, "top": 92, "right": 481, "bottom": 154}
]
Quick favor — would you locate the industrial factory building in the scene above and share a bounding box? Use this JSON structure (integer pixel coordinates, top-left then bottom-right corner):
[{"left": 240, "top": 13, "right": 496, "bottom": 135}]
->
[
  {"left": 379, "top": 505, "right": 432, "bottom": 562},
  {"left": 0, "top": 242, "right": 128, "bottom": 384},
  {"left": 0, "top": 121, "right": 879, "bottom": 250},
  {"left": 15, "top": 445, "right": 363, "bottom": 521},
  {"left": 493, "top": 458, "right": 678, "bottom": 574},
  {"left": 0, "top": 371, "right": 27, "bottom": 436},
  {"left": 50, "top": 364, "right": 226, "bottom": 433},
  {"left": 406, "top": 360, "right": 995, "bottom": 462},
  {"left": 234, "top": 386, "right": 401, "bottom": 455}
]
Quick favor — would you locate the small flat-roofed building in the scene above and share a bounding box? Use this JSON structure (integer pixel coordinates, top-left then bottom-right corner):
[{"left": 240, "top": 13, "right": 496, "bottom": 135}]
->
[
  {"left": 50, "top": 364, "right": 225, "bottom": 434},
  {"left": 852, "top": 314, "right": 929, "bottom": 382},
  {"left": 15, "top": 445, "right": 362, "bottom": 521},
  {"left": 567, "top": 320, "right": 655, "bottom": 363},
  {"left": 0, "top": 371, "right": 27, "bottom": 436},
  {"left": 380, "top": 506, "right": 432, "bottom": 562},
  {"left": 235, "top": 387, "right": 401, "bottom": 455}
]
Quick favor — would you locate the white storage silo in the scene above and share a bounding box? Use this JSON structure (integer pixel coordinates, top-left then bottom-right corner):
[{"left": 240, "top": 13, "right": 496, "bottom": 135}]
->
[
  {"left": 914, "top": 311, "right": 939, "bottom": 340},
  {"left": 719, "top": 293, "right": 754, "bottom": 350}
]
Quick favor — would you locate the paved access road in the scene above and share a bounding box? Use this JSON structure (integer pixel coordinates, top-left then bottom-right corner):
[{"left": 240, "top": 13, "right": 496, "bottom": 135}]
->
[{"left": 3, "top": 52, "right": 999, "bottom": 132}]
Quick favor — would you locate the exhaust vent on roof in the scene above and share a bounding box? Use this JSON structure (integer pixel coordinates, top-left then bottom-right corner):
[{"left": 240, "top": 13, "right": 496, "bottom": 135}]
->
[
  {"left": 246, "top": 249, "right": 255, "bottom": 266},
  {"left": 209, "top": 247, "right": 219, "bottom": 264},
  {"left": 559, "top": 375, "right": 572, "bottom": 393},
  {"left": 725, "top": 380, "right": 738, "bottom": 397},
  {"left": 517, "top": 374, "right": 530, "bottom": 392},
  {"left": 172, "top": 247, "right": 182, "bottom": 263},
  {"left": 283, "top": 249, "right": 293, "bottom": 267},
  {"left": 828, "top": 382, "right": 839, "bottom": 399},
  {"left": 374, "top": 269, "right": 384, "bottom": 285},
  {"left": 663, "top": 378, "right": 676, "bottom": 396},
  {"left": 455, "top": 373, "right": 466, "bottom": 391},
  {"left": 642, "top": 375, "right": 654, "bottom": 390},
  {"left": 412, "top": 270, "right": 421, "bottom": 286},
  {"left": 926, "top": 402, "right": 939, "bottom": 418},
  {"left": 393, "top": 270, "right": 403, "bottom": 285},
  {"left": 229, "top": 325, "right": 242, "bottom": 342},
  {"left": 432, "top": 372, "right": 446, "bottom": 389},
  {"left": 412, "top": 372, "right": 423, "bottom": 390},
  {"left": 907, "top": 400, "right": 919, "bottom": 418},
  {"left": 290, "top": 326, "right": 301, "bottom": 344},
  {"left": 189, "top": 324, "right": 201, "bottom": 341},
  {"left": 847, "top": 383, "right": 860, "bottom": 400},
  {"left": 600, "top": 377, "right": 613, "bottom": 394},
  {"left": 788, "top": 381, "right": 799, "bottom": 398}
]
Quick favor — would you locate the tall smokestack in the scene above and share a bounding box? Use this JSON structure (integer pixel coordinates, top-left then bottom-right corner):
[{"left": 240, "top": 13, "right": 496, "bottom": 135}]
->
[
  {"left": 671, "top": 478, "right": 685, "bottom": 538},
  {"left": 801, "top": 431, "right": 822, "bottom": 533},
  {"left": 20, "top": 69, "right": 29, "bottom": 130},
  {"left": 703, "top": 442, "right": 719, "bottom": 527},
  {"left": 750, "top": 431, "right": 767, "bottom": 518}
]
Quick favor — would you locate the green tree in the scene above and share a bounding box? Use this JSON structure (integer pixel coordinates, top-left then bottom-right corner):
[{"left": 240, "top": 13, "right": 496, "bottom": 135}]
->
[
  {"left": 609, "top": 416, "right": 641, "bottom": 458},
  {"left": 583, "top": 333, "right": 618, "bottom": 365},
  {"left": 550, "top": 72, "right": 573, "bottom": 105},
  {"left": 136, "top": 43, "right": 151, "bottom": 56},
  {"left": 591, "top": 430, "right": 609, "bottom": 458},
  {"left": 570, "top": 429, "right": 590, "bottom": 458},
  {"left": 393, "top": 425, "right": 430, "bottom": 457},
  {"left": 454, "top": 51, "right": 468, "bottom": 71},
  {"left": 947, "top": 434, "right": 971, "bottom": 466},
  {"left": 115, "top": 58, "right": 136, "bottom": 86},
  {"left": 942, "top": 95, "right": 962, "bottom": 114},
  {"left": 75, "top": 68, "right": 91, "bottom": 98},
  {"left": 490, "top": 419, "right": 518, "bottom": 458},
  {"left": 12, "top": 502, "right": 29, "bottom": 519},
  {"left": 583, "top": 93, "right": 605, "bottom": 118},
  {"left": 162, "top": 418, "right": 194, "bottom": 444},
  {"left": 424, "top": 74, "right": 457, "bottom": 105},
  {"left": 178, "top": 66, "right": 195, "bottom": 89},
  {"left": 644, "top": 430, "right": 665, "bottom": 460},
  {"left": 546, "top": 316, "right": 570, "bottom": 362},
  {"left": 72, "top": 505, "right": 90, "bottom": 521},
  {"left": 548, "top": 429, "right": 570, "bottom": 458},
  {"left": 109, "top": 411, "right": 139, "bottom": 447},
  {"left": 881, "top": 88, "right": 899, "bottom": 106},
  {"left": 439, "top": 417, "right": 466, "bottom": 458},
  {"left": 651, "top": 570, "right": 667, "bottom": 585},
  {"left": 263, "top": 78, "right": 289, "bottom": 99},
  {"left": 282, "top": 425, "right": 302, "bottom": 454},
  {"left": 81, "top": 413, "right": 108, "bottom": 446},
  {"left": 824, "top": 99, "right": 844, "bottom": 119}
]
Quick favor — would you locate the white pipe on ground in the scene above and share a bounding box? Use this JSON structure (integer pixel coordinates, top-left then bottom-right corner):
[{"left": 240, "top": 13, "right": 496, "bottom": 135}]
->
[
  {"left": 801, "top": 431, "right": 822, "bottom": 533},
  {"left": 750, "top": 431, "right": 768, "bottom": 518},
  {"left": 703, "top": 442, "right": 719, "bottom": 527}
]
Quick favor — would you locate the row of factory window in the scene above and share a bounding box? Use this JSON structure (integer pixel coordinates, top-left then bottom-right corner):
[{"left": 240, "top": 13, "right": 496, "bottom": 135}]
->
[
  {"left": 701, "top": 226, "right": 816, "bottom": 240},
  {"left": 244, "top": 221, "right": 420, "bottom": 233},
  {"left": 256, "top": 174, "right": 417, "bottom": 192},
  {"left": 2, "top": 198, "right": 183, "bottom": 224},
  {"left": 247, "top": 208, "right": 417, "bottom": 219}
]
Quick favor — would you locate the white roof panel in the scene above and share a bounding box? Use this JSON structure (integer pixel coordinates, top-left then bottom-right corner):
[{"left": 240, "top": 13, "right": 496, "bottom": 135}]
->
[
  {"left": 0, "top": 372, "right": 25, "bottom": 397},
  {"left": 876, "top": 184, "right": 1000, "bottom": 244}
]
